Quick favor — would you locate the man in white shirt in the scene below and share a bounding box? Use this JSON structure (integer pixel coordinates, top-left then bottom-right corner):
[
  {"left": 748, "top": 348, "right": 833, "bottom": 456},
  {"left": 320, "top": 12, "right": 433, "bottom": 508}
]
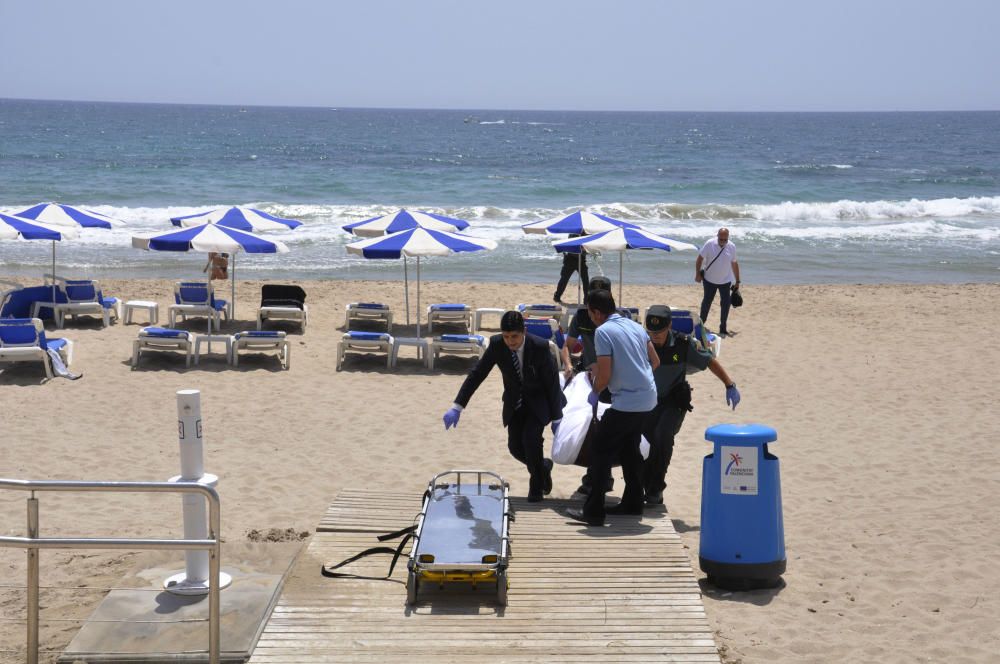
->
[{"left": 695, "top": 227, "right": 741, "bottom": 336}]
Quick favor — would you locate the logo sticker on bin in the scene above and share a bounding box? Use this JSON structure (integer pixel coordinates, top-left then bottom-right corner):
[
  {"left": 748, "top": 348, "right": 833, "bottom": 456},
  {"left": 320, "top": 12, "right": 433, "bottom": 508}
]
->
[{"left": 721, "top": 446, "right": 758, "bottom": 495}]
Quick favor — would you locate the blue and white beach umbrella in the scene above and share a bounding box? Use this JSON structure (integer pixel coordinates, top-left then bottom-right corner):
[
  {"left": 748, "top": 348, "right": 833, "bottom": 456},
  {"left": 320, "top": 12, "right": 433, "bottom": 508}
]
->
[
  {"left": 553, "top": 227, "right": 697, "bottom": 305},
  {"left": 170, "top": 206, "right": 302, "bottom": 232},
  {"left": 133, "top": 223, "right": 289, "bottom": 320},
  {"left": 14, "top": 202, "right": 122, "bottom": 230},
  {"left": 1, "top": 212, "right": 81, "bottom": 304},
  {"left": 347, "top": 227, "right": 497, "bottom": 335},
  {"left": 523, "top": 211, "right": 643, "bottom": 303},
  {"left": 521, "top": 210, "right": 641, "bottom": 236},
  {"left": 343, "top": 209, "right": 470, "bottom": 238}
]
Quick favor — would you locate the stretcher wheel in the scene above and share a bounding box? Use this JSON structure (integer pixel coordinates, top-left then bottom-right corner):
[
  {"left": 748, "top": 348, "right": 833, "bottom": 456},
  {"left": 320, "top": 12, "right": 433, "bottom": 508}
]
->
[
  {"left": 406, "top": 570, "right": 419, "bottom": 605},
  {"left": 496, "top": 569, "right": 508, "bottom": 606}
]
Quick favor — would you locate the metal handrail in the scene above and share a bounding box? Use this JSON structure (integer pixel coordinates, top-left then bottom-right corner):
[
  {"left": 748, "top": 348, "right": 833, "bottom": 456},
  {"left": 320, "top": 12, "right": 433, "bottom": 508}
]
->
[{"left": 0, "top": 478, "right": 222, "bottom": 664}]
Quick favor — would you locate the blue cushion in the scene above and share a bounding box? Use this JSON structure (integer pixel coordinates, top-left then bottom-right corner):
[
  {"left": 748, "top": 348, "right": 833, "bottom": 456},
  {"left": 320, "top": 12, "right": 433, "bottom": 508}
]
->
[
  {"left": 178, "top": 285, "right": 209, "bottom": 304},
  {"left": 212, "top": 299, "right": 227, "bottom": 311},
  {"left": 101, "top": 297, "right": 118, "bottom": 308},
  {"left": 354, "top": 302, "right": 387, "bottom": 310},
  {"left": 440, "top": 334, "right": 484, "bottom": 343},
  {"left": 142, "top": 327, "right": 188, "bottom": 339},
  {"left": 65, "top": 283, "right": 97, "bottom": 301},
  {"left": 0, "top": 287, "right": 68, "bottom": 319},
  {"left": 347, "top": 331, "right": 388, "bottom": 340},
  {"left": 524, "top": 322, "right": 554, "bottom": 339},
  {"left": 236, "top": 331, "right": 281, "bottom": 339},
  {"left": 519, "top": 303, "right": 559, "bottom": 311},
  {"left": 431, "top": 303, "right": 467, "bottom": 311},
  {"left": 46, "top": 338, "right": 68, "bottom": 352},
  {"left": 0, "top": 324, "right": 39, "bottom": 345}
]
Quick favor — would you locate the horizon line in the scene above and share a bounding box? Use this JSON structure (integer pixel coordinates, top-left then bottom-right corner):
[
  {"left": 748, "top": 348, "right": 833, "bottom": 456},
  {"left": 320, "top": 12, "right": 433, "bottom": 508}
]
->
[{"left": 3, "top": 96, "right": 999, "bottom": 115}]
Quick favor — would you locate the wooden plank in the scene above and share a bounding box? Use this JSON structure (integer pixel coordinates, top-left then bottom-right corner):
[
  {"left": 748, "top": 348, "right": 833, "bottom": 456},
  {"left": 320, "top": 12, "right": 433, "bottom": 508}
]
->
[{"left": 250, "top": 489, "right": 720, "bottom": 663}]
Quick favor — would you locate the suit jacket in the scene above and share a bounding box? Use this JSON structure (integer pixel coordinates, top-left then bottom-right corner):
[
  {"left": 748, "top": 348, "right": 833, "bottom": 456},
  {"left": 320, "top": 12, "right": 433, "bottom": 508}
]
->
[{"left": 455, "top": 333, "right": 565, "bottom": 427}]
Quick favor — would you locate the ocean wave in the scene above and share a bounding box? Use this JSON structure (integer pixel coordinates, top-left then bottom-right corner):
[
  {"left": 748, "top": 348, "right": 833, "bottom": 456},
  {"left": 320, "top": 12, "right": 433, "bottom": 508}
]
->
[
  {"left": 773, "top": 162, "right": 854, "bottom": 171},
  {"left": 3, "top": 196, "right": 997, "bottom": 247}
]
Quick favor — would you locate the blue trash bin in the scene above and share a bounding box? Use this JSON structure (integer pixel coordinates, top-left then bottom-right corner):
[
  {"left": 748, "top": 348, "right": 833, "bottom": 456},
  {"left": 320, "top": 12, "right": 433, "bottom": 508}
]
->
[{"left": 700, "top": 423, "right": 785, "bottom": 590}]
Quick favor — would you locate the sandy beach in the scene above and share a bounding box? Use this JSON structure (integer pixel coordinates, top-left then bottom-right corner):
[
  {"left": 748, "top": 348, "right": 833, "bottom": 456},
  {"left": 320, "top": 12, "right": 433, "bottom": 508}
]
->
[{"left": 2, "top": 277, "right": 999, "bottom": 663}]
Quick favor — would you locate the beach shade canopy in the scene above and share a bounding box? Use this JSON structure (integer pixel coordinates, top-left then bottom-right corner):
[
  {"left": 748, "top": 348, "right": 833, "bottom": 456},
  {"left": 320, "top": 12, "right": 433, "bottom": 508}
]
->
[
  {"left": 132, "top": 223, "right": 289, "bottom": 321},
  {"left": 553, "top": 227, "right": 697, "bottom": 305},
  {"left": 346, "top": 227, "right": 497, "bottom": 336},
  {"left": 14, "top": 202, "right": 123, "bottom": 229},
  {"left": 1, "top": 212, "right": 81, "bottom": 304},
  {"left": 521, "top": 211, "right": 641, "bottom": 236},
  {"left": 170, "top": 206, "right": 302, "bottom": 232},
  {"left": 342, "top": 209, "right": 471, "bottom": 238},
  {"left": 523, "top": 211, "right": 642, "bottom": 303}
]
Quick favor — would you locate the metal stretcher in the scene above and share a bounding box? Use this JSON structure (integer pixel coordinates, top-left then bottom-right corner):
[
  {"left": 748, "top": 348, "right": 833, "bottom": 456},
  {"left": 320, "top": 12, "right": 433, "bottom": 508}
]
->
[{"left": 406, "top": 470, "right": 512, "bottom": 605}]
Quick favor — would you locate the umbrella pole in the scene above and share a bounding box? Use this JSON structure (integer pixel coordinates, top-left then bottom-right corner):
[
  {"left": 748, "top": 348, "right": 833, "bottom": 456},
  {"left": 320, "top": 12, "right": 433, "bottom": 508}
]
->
[
  {"left": 577, "top": 252, "right": 582, "bottom": 304},
  {"left": 619, "top": 251, "right": 624, "bottom": 306},
  {"left": 231, "top": 253, "right": 236, "bottom": 322},
  {"left": 404, "top": 257, "right": 410, "bottom": 326},
  {"left": 416, "top": 257, "right": 421, "bottom": 338},
  {"left": 51, "top": 241, "right": 57, "bottom": 305}
]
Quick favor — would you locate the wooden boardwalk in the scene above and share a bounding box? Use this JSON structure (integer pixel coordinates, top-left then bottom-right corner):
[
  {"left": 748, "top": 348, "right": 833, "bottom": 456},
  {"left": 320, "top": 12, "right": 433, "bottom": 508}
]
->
[{"left": 249, "top": 490, "right": 720, "bottom": 663}]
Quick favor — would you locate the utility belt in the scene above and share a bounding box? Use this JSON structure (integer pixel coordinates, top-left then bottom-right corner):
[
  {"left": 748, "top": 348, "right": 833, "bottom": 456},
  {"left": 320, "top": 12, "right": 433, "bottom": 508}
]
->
[{"left": 659, "top": 380, "right": 693, "bottom": 412}]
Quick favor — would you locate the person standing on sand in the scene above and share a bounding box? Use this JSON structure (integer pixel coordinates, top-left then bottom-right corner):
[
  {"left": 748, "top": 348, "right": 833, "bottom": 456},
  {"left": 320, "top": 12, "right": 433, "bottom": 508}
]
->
[
  {"left": 564, "top": 289, "right": 658, "bottom": 527},
  {"left": 553, "top": 234, "right": 589, "bottom": 304},
  {"left": 695, "top": 227, "right": 740, "bottom": 336},
  {"left": 204, "top": 252, "right": 229, "bottom": 281},
  {"left": 640, "top": 305, "right": 741, "bottom": 507},
  {"left": 443, "top": 311, "right": 564, "bottom": 502}
]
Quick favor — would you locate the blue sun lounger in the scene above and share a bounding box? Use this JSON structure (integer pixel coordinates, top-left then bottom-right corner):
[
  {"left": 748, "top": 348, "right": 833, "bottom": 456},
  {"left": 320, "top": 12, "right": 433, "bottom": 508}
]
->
[
  {"left": 131, "top": 327, "right": 193, "bottom": 368},
  {"left": 426, "top": 303, "right": 473, "bottom": 333},
  {"left": 428, "top": 334, "right": 485, "bottom": 369},
  {"left": 0, "top": 318, "right": 74, "bottom": 379},
  {"left": 336, "top": 331, "right": 393, "bottom": 370}
]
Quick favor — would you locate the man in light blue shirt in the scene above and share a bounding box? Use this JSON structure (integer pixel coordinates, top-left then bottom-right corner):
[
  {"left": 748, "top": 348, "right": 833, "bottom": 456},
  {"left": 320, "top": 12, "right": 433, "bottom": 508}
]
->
[{"left": 565, "top": 289, "right": 659, "bottom": 527}]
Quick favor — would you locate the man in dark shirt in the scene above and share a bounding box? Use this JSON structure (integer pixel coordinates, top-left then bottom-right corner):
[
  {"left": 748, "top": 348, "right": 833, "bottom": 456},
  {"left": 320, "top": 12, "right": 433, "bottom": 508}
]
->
[
  {"left": 641, "top": 305, "right": 741, "bottom": 506},
  {"left": 553, "top": 235, "right": 590, "bottom": 304}
]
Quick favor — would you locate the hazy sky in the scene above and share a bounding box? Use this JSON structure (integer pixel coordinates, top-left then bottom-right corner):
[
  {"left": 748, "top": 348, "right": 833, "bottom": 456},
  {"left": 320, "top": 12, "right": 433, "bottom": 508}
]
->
[{"left": 2, "top": 0, "right": 997, "bottom": 111}]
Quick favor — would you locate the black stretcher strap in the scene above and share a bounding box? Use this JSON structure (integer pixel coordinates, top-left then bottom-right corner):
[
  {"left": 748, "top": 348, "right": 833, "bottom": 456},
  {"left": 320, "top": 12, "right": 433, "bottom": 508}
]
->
[{"left": 321, "top": 524, "right": 417, "bottom": 580}]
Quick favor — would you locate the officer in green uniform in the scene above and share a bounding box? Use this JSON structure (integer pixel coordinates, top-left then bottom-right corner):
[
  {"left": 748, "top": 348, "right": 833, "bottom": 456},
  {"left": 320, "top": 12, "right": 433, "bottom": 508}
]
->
[{"left": 642, "top": 305, "right": 741, "bottom": 505}]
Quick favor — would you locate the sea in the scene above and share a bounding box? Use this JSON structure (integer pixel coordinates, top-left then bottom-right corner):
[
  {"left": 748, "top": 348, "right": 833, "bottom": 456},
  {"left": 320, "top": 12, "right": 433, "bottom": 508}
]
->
[{"left": 1, "top": 98, "right": 998, "bottom": 286}]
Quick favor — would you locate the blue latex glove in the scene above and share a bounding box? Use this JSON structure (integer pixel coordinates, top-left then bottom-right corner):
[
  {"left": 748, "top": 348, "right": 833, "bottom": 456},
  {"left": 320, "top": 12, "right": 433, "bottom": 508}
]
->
[
  {"left": 443, "top": 407, "right": 461, "bottom": 429},
  {"left": 725, "top": 385, "right": 741, "bottom": 410},
  {"left": 551, "top": 419, "right": 561, "bottom": 435},
  {"left": 587, "top": 391, "right": 599, "bottom": 407}
]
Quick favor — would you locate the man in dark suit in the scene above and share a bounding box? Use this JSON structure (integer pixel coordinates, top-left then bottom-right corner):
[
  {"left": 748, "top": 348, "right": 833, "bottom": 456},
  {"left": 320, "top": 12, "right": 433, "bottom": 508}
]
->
[{"left": 443, "top": 310, "right": 564, "bottom": 501}]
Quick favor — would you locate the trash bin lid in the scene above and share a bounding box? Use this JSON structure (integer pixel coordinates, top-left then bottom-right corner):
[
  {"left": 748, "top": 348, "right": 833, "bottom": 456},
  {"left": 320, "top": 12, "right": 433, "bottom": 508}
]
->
[{"left": 705, "top": 423, "right": 777, "bottom": 445}]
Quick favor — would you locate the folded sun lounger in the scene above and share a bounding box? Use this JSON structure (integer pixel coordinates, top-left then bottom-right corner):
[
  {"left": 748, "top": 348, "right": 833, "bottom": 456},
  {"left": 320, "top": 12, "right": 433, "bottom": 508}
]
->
[
  {"left": 0, "top": 318, "right": 74, "bottom": 379},
  {"left": 336, "top": 331, "right": 393, "bottom": 370},
  {"left": 131, "top": 326, "right": 193, "bottom": 368},
  {"left": 232, "top": 330, "right": 290, "bottom": 369}
]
